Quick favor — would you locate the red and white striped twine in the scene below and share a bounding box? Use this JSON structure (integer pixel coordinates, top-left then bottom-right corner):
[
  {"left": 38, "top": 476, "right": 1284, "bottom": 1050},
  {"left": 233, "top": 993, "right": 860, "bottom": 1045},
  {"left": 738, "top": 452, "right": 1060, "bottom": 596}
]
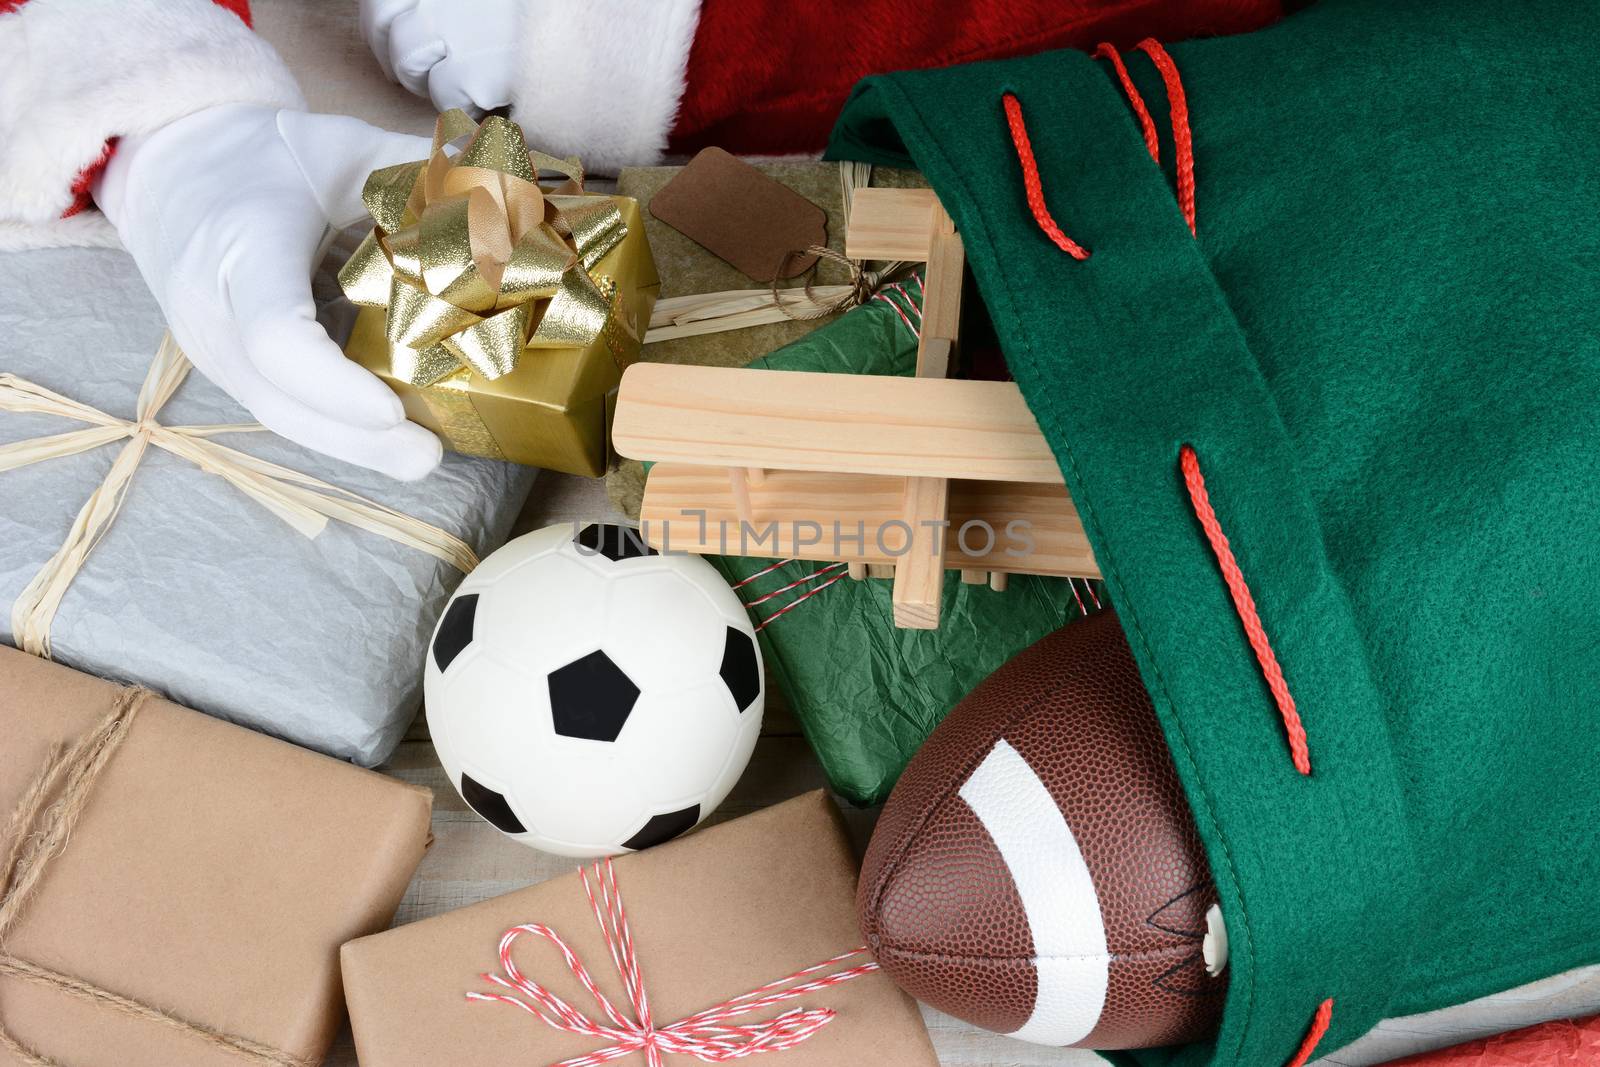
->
[
  {"left": 732, "top": 560, "right": 849, "bottom": 632},
  {"left": 869, "top": 273, "right": 925, "bottom": 339},
  {"left": 468, "top": 858, "right": 879, "bottom": 1066},
  {"left": 735, "top": 560, "right": 1101, "bottom": 634}
]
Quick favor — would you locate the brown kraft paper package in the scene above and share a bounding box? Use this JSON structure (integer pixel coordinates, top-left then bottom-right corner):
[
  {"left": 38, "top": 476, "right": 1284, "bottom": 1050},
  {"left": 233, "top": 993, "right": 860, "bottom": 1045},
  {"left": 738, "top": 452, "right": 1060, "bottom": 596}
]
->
[
  {"left": 341, "top": 791, "right": 938, "bottom": 1066},
  {"left": 0, "top": 646, "right": 432, "bottom": 1066}
]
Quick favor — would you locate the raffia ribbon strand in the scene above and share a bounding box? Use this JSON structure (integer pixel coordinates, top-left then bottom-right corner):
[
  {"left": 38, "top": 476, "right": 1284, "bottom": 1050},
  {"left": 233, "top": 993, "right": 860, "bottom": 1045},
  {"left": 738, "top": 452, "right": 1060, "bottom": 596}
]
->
[
  {"left": 0, "top": 333, "right": 478, "bottom": 658},
  {"left": 0, "top": 688, "right": 313, "bottom": 1067},
  {"left": 468, "top": 858, "right": 880, "bottom": 1067}
]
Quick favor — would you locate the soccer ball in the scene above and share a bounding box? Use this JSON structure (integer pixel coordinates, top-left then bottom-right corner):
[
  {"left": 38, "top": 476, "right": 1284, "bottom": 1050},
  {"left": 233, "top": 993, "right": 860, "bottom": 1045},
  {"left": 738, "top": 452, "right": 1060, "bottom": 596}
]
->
[{"left": 424, "top": 522, "right": 764, "bottom": 857}]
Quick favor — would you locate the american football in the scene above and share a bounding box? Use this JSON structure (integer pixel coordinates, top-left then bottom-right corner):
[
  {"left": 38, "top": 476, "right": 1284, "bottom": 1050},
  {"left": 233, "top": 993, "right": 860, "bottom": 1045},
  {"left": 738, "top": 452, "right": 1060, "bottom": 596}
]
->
[
  {"left": 856, "top": 609, "right": 1227, "bottom": 1049},
  {"left": 424, "top": 523, "right": 764, "bottom": 858}
]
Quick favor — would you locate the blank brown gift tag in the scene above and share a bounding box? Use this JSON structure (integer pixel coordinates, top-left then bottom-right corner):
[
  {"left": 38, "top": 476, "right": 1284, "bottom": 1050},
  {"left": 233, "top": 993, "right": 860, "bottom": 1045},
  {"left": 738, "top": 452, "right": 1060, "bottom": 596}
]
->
[{"left": 649, "top": 148, "right": 828, "bottom": 282}]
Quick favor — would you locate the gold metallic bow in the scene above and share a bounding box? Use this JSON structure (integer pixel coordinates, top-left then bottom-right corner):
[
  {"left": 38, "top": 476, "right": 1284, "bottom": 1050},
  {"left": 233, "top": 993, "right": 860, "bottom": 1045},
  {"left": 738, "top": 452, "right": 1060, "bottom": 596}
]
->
[{"left": 339, "top": 111, "right": 627, "bottom": 389}]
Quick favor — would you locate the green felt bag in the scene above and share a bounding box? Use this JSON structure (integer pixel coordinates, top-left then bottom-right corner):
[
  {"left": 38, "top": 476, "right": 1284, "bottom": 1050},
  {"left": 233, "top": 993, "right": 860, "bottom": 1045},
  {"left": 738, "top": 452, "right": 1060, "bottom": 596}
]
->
[
  {"left": 704, "top": 277, "right": 1106, "bottom": 806},
  {"left": 828, "top": 1, "right": 1600, "bottom": 1063}
]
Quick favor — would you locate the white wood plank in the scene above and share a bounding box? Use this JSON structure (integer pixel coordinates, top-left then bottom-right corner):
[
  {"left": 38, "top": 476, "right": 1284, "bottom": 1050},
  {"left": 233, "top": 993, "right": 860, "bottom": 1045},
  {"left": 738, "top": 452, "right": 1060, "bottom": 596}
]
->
[{"left": 614, "top": 364, "right": 1063, "bottom": 485}]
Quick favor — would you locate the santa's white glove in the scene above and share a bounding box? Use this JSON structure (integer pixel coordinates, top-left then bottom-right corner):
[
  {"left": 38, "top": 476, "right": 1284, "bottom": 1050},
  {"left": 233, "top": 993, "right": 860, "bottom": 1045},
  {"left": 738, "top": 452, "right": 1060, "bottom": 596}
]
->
[
  {"left": 362, "top": 0, "right": 521, "bottom": 115},
  {"left": 95, "top": 105, "right": 442, "bottom": 481}
]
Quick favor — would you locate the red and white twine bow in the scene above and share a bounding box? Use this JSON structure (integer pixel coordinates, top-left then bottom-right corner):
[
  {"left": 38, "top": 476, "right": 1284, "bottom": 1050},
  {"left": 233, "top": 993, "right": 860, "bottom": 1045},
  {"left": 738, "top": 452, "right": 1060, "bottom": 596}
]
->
[{"left": 468, "top": 859, "right": 879, "bottom": 1066}]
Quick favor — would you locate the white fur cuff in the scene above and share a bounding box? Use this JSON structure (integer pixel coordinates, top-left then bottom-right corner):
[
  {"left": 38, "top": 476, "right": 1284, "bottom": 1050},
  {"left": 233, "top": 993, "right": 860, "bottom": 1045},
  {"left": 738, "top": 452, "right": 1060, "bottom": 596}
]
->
[
  {"left": 0, "top": 0, "right": 304, "bottom": 249},
  {"left": 509, "top": 0, "right": 701, "bottom": 176}
]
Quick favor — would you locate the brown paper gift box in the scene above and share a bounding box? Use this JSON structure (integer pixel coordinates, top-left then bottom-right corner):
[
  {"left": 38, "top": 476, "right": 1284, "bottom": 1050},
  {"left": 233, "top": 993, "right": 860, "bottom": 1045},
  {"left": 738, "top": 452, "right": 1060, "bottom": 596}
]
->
[
  {"left": 341, "top": 791, "right": 938, "bottom": 1066},
  {"left": 345, "top": 195, "right": 660, "bottom": 478},
  {"left": 0, "top": 647, "right": 432, "bottom": 1066}
]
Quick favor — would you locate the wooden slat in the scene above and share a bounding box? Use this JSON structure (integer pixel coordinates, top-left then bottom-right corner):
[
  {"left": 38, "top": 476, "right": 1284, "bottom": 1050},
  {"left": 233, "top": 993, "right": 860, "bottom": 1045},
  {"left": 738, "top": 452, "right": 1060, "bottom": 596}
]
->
[
  {"left": 918, "top": 336, "right": 954, "bottom": 381},
  {"left": 844, "top": 187, "right": 940, "bottom": 261},
  {"left": 892, "top": 477, "right": 948, "bottom": 628},
  {"left": 916, "top": 209, "right": 963, "bottom": 379},
  {"left": 728, "top": 467, "right": 753, "bottom": 523},
  {"left": 614, "top": 364, "right": 1062, "bottom": 485},
  {"left": 638, "top": 464, "right": 1100, "bottom": 578}
]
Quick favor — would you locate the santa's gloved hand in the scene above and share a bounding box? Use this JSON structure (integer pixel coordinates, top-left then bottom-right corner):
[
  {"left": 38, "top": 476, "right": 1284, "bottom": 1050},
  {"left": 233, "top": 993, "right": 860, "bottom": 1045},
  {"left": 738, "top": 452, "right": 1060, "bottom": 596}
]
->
[
  {"left": 95, "top": 105, "right": 442, "bottom": 481},
  {"left": 362, "top": 0, "right": 521, "bottom": 115}
]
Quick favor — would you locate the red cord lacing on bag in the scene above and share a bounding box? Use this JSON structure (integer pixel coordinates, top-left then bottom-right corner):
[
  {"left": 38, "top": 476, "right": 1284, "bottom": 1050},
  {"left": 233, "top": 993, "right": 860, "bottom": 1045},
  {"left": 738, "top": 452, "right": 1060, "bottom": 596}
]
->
[
  {"left": 1286, "top": 999, "right": 1335, "bottom": 1067},
  {"left": 1181, "top": 446, "right": 1312, "bottom": 776},
  {"left": 1008, "top": 40, "right": 1310, "bottom": 775},
  {"left": 1001, "top": 95, "right": 1091, "bottom": 260},
  {"left": 1093, "top": 43, "right": 1162, "bottom": 167},
  {"left": 1133, "top": 40, "right": 1197, "bottom": 235},
  {"left": 1003, "top": 45, "right": 1330, "bottom": 1062}
]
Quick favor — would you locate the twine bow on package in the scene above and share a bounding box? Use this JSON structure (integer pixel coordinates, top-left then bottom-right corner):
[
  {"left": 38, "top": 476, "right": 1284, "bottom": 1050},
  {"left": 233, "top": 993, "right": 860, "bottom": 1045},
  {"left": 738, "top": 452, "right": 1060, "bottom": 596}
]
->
[
  {"left": 827, "top": 0, "right": 1600, "bottom": 1063},
  {"left": 0, "top": 244, "right": 533, "bottom": 766},
  {"left": 341, "top": 111, "right": 660, "bottom": 477},
  {"left": 340, "top": 792, "right": 940, "bottom": 1067}
]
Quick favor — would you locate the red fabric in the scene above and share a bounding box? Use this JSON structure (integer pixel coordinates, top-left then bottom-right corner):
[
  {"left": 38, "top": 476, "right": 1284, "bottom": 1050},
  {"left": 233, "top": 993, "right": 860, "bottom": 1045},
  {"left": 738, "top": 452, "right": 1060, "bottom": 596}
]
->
[
  {"left": 669, "top": 0, "right": 1282, "bottom": 157},
  {"left": 0, "top": 0, "right": 248, "bottom": 21},
  {"left": 214, "top": 0, "right": 252, "bottom": 26},
  {"left": 1389, "top": 1014, "right": 1600, "bottom": 1065},
  {"left": 61, "top": 138, "right": 117, "bottom": 218}
]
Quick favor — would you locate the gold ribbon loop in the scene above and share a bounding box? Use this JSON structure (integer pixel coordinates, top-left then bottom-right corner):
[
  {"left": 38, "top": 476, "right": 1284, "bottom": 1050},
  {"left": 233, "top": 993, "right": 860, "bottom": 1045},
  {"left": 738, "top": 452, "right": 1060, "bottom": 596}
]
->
[{"left": 339, "top": 111, "right": 625, "bottom": 389}]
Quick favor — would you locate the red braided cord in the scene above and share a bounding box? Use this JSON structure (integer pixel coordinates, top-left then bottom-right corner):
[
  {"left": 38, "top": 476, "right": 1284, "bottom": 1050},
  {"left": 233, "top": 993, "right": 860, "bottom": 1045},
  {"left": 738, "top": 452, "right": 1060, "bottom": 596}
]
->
[
  {"left": 1180, "top": 446, "right": 1311, "bottom": 776},
  {"left": 1136, "top": 39, "right": 1197, "bottom": 235},
  {"left": 1093, "top": 43, "right": 1161, "bottom": 164},
  {"left": 1286, "top": 999, "right": 1335, "bottom": 1067},
  {"left": 1001, "top": 93, "right": 1091, "bottom": 260}
]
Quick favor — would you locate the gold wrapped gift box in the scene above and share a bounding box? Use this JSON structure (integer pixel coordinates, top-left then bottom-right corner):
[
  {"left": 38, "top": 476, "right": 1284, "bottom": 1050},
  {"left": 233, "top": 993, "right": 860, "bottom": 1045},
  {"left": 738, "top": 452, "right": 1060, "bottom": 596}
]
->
[
  {"left": 341, "top": 113, "right": 660, "bottom": 477},
  {"left": 345, "top": 195, "right": 657, "bottom": 476}
]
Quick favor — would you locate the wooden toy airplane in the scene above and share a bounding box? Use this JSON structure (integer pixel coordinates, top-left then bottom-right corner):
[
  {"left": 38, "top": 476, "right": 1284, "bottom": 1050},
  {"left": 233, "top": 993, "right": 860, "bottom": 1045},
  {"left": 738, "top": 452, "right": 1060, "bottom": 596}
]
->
[{"left": 613, "top": 188, "right": 1100, "bottom": 630}]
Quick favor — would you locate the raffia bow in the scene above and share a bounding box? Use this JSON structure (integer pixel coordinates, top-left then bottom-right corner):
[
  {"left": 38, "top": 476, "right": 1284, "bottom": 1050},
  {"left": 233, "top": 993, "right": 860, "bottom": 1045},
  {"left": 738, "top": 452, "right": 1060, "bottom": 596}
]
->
[
  {"left": 339, "top": 110, "right": 628, "bottom": 388},
  {"left": 0, "top": 335, "right": 478, "bottom": 658}
]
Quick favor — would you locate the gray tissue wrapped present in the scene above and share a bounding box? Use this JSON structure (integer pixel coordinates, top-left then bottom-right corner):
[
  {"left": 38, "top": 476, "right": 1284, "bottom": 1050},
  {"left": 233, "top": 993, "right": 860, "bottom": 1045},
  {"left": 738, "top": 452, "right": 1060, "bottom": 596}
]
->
[{"left": 0, "top": 246, "right": 535, "bottom": 765}]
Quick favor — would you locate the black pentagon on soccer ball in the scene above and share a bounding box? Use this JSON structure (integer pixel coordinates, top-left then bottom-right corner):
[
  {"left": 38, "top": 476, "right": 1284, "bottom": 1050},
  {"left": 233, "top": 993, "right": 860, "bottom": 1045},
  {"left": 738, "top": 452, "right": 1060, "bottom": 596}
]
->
[
  {"left": 719, "top": 627, "right": 760, "bottom": 713},
  {"left": 433, "top": 593, "right": 478, "bottom": 672},
  {"left": 548, "top": 649, "right": 641, "bottom": 742},
  {"left": 621, "top": 803, "right": 700, "bottom": 851},
  {"left": 460, "top": 772, "right": 526, "bottom": 835},
  {"left": 573, "top": 522, "right": 657, "bottom": 562}
]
